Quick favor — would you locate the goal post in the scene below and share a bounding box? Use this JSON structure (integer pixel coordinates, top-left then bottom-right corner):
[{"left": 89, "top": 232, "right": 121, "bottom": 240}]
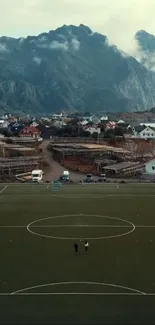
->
[{"left": 51, "top": 181, "right": 62, "bottom": 192}]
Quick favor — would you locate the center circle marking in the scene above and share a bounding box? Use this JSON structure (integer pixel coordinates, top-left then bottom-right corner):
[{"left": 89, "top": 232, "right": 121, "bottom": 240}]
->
[
  {"left": 11, "top": 281, "right": 145, "bottom": 295},
  {"left": 26, "top": 214, "right": 135, "bottom": 240}
]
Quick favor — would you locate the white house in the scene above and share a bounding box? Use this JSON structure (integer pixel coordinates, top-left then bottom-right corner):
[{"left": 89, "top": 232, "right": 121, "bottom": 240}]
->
[
  {"left": 0, "top": 121, "right": 10, "bottom": 128},
  {"left": 145, "top": 159, "right": 155, "bottom": 175},
  {"left": 80, "top": 120, "right": 89, "bottom": 126},
  {"left": 138, "top": 126, "right": 155, "bottom": 139},
  {"left": 85, "top": 126, "right": 101, "bottom": 135},
  {"left": 117, "top": 119, "right": 125, "bottom": 124},
  {"left": 89, "top": 115, "right": 100, "bottom": 124},
  {"left": 100, "top": 115, "right": 108, "bottom": 121},
  {"left": 53, "top": 120, "right": 66, "bottom": 128},
  {"left": 52, "top": 113, "right": 63, "bottom": 119}
]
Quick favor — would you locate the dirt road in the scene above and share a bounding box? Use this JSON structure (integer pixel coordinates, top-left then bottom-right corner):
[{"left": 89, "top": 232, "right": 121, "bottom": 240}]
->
[
  {"left": 40, "top": 141, "right": 137, "bottom": 184},
  {"left": 40, "top": 140, "right": 84, "bottom": 182}
]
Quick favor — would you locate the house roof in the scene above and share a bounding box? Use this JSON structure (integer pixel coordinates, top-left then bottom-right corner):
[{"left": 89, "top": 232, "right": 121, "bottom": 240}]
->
[
  {"left": 103, "top": 161, "right": 142, "bottom": 171},
  {"left": 145, "top": 159, "right": 155, "bottom": 165},
  {"left": 100, "top": 116, "right": 108, "bottom": 120},
  {"left": 0, "top": 121, "right": 10, "bottom": 128},
  {"left": 30, "top": 122, "right": 39, "bottom": 127},
  {"left": 139, "top": 126, "right": 155, "bottom": 132},
  {"left": 134, "top": 125, "right": 145, "bottom": 133},
  {"left": 83, "top": 125, "right": 100, "bottom": 131},
  {"left": 20, "top": 125, "right": 40, "bottom": 133},
  {"left": 117, "top": 120, "right": 125, "bottom": 124},
  {"left": 12, "top": 122, "right": 23, "bottom": 128}
]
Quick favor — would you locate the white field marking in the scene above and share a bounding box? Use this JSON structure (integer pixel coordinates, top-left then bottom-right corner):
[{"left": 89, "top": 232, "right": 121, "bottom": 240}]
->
[
  {"left": 0, "top": 185, "right": 7, "bottom": 194},
  {"left": 2, "top": 182, "right": 155, "bottom": 185},
  {"left": 0, "top": 224, "right": 155, "bottom": 229},
  {"left": 2, "top": 193, "right": 155, "bottom": 198},
  {"left": 49, "top": 194, "right": 155, "bottom": 198},
  {"left": 26, "top": 214, "right": 135, "bottom": 240},
  {"left": 0, "top": 225, "right": 155, "bottom": 229},
  {"left": 0, "top": 225, "right": 133, "bottom": 228},
  {"left": 0, "top": 226, "right": 26, "bottom": 228},
  {"left": 4, "top": 292, "right": 155, "bottom": 296},
  {"left": 3, "top": 292, "right": 155, "bottom": 296},
  {"left": 11, "top": 281, "right": 145, "bottom": 295},
  {"left": 2, "top": 292, "right": 155, "bottom": 296},
  {"left": 29, "top": 225, "right": 133, "bottom": 228}
]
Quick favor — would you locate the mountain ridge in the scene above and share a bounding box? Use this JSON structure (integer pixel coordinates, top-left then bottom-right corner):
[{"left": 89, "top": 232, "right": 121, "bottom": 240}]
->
[{"left": 0, "top": 24, "right": 155, "bottom": 114}]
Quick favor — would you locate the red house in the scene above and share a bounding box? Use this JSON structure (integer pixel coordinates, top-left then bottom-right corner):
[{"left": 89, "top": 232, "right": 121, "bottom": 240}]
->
[{"left": 20, "top": 125, "right": 41, "bottom": 138}]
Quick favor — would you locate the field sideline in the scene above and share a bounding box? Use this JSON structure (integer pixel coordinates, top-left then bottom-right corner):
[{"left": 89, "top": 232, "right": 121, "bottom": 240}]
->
[{"left": 0, "top": 183, "right": 155, "bottom": 324}]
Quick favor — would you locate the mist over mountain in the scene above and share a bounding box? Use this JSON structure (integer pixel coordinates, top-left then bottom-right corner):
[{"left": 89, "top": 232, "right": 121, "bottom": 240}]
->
[
  {"left": 0, "top": 24, "right": 155, "bottom": 114},
  {"left": 134, "top": 30, "right": 155, "bottom": 72}
]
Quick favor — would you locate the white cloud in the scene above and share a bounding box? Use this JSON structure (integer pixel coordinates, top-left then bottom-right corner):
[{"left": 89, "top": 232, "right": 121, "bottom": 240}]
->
[
  {"left": 37, "top": 37, "right": 80, "bottom": 52},
  {"left": 37, "top": 39, "right": 69, "bottom": 51},
  {"left": 50, "top": 38, "right": 80, "bottom": 51},
  {"left": 58, "top": 34, "right": 66, "bottom": 40},
  {"left": 71, "top": 38, "right": 80, "bottom": 51},
  {"left": 104, "top": 37, "right": 113, "bottom": 47},
  {"left": 33, "top": 56, "right": 42, "bottom": 65},
  {"left": 89, "top": 32, "right": 94, "bottom": 37},
  {"left": 134, "top": 49, "right": 155, "bottom": 71},
  {"left": 29, "top": 39, "right": 36, "bottom": 44},
  {"left": 0, "top": 43, "right": 9, "bottom": 53},
  {"left": 37, "top": 35, "right": 48, "bottom": 43},
  {"left": 19, "top": 37, "right": 25, "bottom": 44},
  {"left": 50, "top": 40, "right": 69, "bottom": 51}
]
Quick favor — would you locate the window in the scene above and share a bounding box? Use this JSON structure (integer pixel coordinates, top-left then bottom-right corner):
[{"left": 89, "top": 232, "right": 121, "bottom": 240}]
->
[
  {"left": 147, "top": 133, "right": 150, "bottom": 136},
  {"left": 152, "top": 134, "right": 154, "bottom": 136},
  {"left": 143, "top": 133, "right": 145, "bottom": 136},
  {"left": 152, "top": 166, "right": 155, "bottom": 170}
]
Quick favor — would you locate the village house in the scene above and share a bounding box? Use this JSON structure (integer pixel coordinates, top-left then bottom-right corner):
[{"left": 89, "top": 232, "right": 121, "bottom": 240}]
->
[
  {"left": 105, "top": 121, "right": 116, "bottom": 130},
  {"left": 142, "top": 159, "right": 155, "bottom": 180},
  {"left": 11, "top": 121, "right": 24, "bottom": 133},
  {"left": 134, "top": 126, "right": 155, "bottom": 139},
  {"left": 0, "top": 121, "right": 10, "bottom": 129},
  {"left": 53, "top": 120, "right": 67, "bottom": 128},
  {"left": 89, "top": 115, "right": 100, "bottom": 124},
  {"left": 100, "top": 115, "right": 108, "bottom": 121},
  {"left": 30, "top": 121, "right": 39, "bottom": 127},
  {"left": 83, "top": 125, "right": 101, "bottom": 135},
  {"left": 80, "top": 119, "right": 89, "bottom": 126},
  {"left": 19, "top": 125, "right": 41, "bottom": 138}
]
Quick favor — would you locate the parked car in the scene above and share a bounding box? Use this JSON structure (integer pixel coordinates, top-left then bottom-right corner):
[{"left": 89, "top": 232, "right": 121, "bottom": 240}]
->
[
  {"left": 98, "top": 173, "right": 107, "bottom": 182},
  {"left": 83, "top": 174, "right": 94, "bottom": 183}
]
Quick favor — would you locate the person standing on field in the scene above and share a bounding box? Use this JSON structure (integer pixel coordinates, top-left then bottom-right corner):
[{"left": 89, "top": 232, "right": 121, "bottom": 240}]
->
[
  {"left": 84, "top": 240, "right": 89, "bottom": 253},
  {"left": 74, "top": 242, "right": 79, "bottom": 254}
]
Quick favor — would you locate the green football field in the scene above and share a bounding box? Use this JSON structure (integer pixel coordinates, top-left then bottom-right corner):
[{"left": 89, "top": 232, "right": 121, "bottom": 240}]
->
[{"left": 1, "top": 183, "right": 155, "bottom": 324}]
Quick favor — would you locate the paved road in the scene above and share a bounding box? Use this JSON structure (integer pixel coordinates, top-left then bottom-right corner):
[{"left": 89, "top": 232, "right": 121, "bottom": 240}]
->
[{"left": 40, "top": 140, "right": 84, "bottom": 182}]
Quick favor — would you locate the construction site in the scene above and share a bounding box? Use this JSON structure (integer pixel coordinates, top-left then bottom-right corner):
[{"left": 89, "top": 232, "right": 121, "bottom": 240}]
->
[
  {"left": 50, "top": 137, "right": 155, "bottom": 178},
  {"left": 1, "top": 135, "right": 155, "bottom": 182},
  {"left": 0, "top": 138, "right": 46, "bottom": 182}
]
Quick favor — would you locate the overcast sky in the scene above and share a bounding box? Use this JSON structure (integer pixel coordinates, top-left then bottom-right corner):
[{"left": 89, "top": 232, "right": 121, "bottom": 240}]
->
[{"left": 1, "top": 0, "right": 155, "bottom": 51}]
